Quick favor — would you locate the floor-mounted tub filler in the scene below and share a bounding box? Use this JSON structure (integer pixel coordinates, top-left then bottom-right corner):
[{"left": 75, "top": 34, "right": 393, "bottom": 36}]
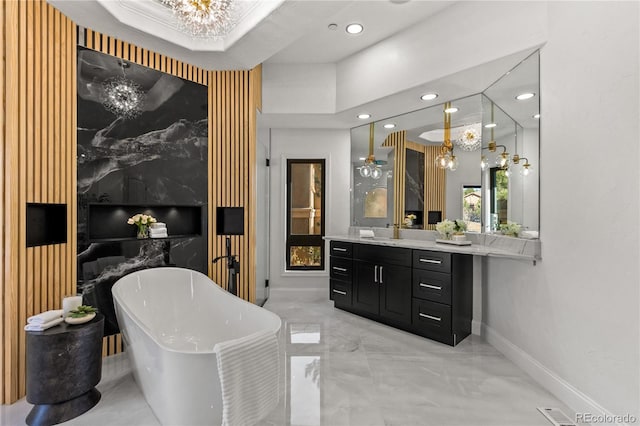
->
[{"left": 112, "top": 268, "right": 282, "bottom": 426}]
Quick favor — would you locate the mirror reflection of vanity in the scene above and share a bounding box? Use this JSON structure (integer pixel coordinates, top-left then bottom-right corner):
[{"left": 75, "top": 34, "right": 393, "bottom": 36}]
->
[{"left": 351, "top": 51, "right": 540, "bottom": 238}]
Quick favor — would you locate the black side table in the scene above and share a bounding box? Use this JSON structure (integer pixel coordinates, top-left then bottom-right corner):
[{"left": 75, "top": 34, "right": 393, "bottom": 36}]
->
[{"left": 26, "top": 314, "right": 104, "bottom": 426}]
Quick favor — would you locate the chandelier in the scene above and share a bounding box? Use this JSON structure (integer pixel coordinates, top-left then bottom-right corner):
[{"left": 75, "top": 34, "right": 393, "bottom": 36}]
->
[
  {"left": 162, "top": 0, "right": 236, "bottom": 38},
  {"left": 456, "top": 126, "right": 481, "bottom": 151},
  {"left": 101, "top": 61, "right": 144, "bottom": 120}
]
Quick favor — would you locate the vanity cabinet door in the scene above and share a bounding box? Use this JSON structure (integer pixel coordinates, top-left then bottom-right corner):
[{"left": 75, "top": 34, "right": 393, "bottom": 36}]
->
[
  {"left": 379, "top": 264, "right": 411, "bottom": 325},
  {"left": 353, "top": 261, "right": 380, "bottom": 316}
]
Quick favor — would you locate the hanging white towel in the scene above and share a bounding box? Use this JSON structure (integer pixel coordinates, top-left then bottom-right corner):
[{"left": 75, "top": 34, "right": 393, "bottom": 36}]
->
[
  {"left": 27, "top": 309, "right": 63, "bottom": 324},
  {"left": 214, "top": 330, "right": 279, "bottom": 426},
  {"left": 24, "top": 317, "right": 63, "bottom": 331}
]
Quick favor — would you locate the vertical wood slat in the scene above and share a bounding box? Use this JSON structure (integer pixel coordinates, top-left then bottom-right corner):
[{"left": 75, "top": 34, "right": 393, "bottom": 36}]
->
[{"left": 1, "top": 0, "right": 76, "bottom": 403}]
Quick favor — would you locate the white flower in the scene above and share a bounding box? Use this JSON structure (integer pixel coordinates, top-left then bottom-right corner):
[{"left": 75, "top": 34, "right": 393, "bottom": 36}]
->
[
  {"left": 499, "top": 221, "right": 521, "bottom": 237},
  {"left": 436, "top": 219, "right": 455, "bottom": 235},
  {"left": 127, "top": 218, "right": 134, "bottom": 225}
]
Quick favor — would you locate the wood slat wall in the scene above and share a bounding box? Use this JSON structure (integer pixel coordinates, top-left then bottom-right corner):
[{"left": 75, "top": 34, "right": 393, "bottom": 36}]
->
[
  {"left": 383, "top": 132, "right": 445, "bottom": 230},
  {"left": 424, "top": 145, "right": 446, "bottom": 230},
  {"left": 1, "top": 0, "right": 76, "bottom": 404},
  {"left": 1, "top": 7, "right": 260, "bottom": 404}
]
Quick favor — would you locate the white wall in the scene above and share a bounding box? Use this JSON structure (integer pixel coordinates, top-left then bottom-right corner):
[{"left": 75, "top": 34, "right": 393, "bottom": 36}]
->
[
  {"left": 262, "top": 63, "right": 336, "bottom": 114},
  {"left": 483, "top": 1, "right": 639, "bottom": 418},
  {"left": 268, "top": 129, "right": 351, "bottom": 289},
  {"left": 336, "top": 2, "right": 548, "bottom": 111}
]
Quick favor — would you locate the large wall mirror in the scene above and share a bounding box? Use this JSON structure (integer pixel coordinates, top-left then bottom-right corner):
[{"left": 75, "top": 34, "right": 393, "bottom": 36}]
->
[{"left": 351, "top": 51, "right": 540, "bottom": 236}]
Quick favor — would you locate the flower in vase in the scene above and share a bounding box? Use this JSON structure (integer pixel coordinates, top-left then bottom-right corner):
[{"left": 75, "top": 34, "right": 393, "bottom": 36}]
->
[
  {"left": 127, "top": 213, "right": 157, "bottom": 238},
  {"left": 435, "top": 219, "right": 455, "bottom": 239},
  {"left": 499, "top": 221, "right": 521, "bottom": 237},
  {"left": 453, "top": 219, "right": 467, "bottom": 234}
]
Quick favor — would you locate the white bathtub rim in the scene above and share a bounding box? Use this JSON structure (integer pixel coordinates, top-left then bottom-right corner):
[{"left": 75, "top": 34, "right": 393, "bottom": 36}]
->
[{"left": 112, "top": 267, "right": 281, "bottom": 355}]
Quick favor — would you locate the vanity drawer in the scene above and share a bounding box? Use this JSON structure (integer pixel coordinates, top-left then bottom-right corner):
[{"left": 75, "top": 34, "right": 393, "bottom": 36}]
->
[
  {"left": 412, "top": 299, "right": 452, "bottom": 337},
  {"left": 330, "top": 241, "right": 353, "bottom": 258},
  {"left": 413, "top": 270, "right": 451, "bottom": 305},
  {"left": 330, "top": 257, "right": 352, "bottom": 281},
  {"left": 330, "top": 279, "right": 352, "bottom": 306},
  {"left": 354, "top": 243, "right": 411, "bottom": 267},
  {"left": 413, "top": 250, "right": 451, "bottom": 273}
]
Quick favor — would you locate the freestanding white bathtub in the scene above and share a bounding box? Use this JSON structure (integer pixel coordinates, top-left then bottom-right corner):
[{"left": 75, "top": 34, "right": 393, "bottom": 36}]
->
[{"left": 112, "top": 267, "right": 281, "bottom": 425}]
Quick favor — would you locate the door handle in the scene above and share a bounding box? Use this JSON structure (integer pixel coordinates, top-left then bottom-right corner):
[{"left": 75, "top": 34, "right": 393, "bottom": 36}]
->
[
  {"left": 419, "top": 313, "right": 441, "bottom": 322},
  {"left": 374, "top": 265, "right": 378, "bottom": 283},
  {"left": 419, "top": 258, "right": 441, "bottom": 264},
  {"left": 379, "top": 266, "right": 383, "bottom": 284},
  {"left": 419, "top": 283, "right": 441, "bottom": 290}
]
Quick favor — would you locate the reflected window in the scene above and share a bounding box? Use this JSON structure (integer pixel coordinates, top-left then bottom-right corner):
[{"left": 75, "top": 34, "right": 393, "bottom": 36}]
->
[
  {"left": 286, "top": 160, "right": 325, "bottom": 270},
  {"left": 289, "top": 356, "right": 321, "bottom": 426},
  {"left": 462, "top": 185, "right": 482, "bottom": 232},
  {"left": 490, "top": 167, "right": 509, "bottom": 230},
  {"left": 289, "top": 324, "right": 321, "bottom": 344}
]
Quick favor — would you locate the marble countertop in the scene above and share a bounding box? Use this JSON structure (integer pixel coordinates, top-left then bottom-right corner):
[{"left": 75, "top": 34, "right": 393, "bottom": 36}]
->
[{"left": 325, "top": 230, "right": 541, "bottom": 263}]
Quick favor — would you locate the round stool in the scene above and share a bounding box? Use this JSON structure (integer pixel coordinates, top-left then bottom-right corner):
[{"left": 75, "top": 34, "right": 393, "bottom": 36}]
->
[{"left": 26, "top": 314, "right": 104, "bottom": 426}]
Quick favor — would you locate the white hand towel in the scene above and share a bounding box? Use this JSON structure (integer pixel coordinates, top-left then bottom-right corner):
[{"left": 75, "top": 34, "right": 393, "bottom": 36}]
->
[
  {"left": 150, "top": 231, "right": 168, "bottom": 238},
  {"left": 149, "top": 228, "right": 168, "bottom": 234},
  {"left": 214, "top": 330, "right": 279, "bottom": 426},
  {"left": 150, "top": 222, "right": 166, "bottom": 229},
  {"left": 27, "top": 309, "right": 63, "bottom": 324},
  {"left": 24, "top": 317, "right": 63, "bottom": 331}
]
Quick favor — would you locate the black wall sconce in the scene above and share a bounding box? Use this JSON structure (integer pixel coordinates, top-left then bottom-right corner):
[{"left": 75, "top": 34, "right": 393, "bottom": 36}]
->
[{"left": 213, "top": 207, "right": 244, "bottom": 296}]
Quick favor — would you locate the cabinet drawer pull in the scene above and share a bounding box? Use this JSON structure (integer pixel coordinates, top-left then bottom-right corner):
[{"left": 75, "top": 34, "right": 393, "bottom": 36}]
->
[
  {"left": 332, "top": 266, "right": 348, "bottom": 272},
  {"left": 419, "top": 258, "right": 441, "bottom": 264},
  {"left": 380, "top": 266, "right": 383, "bottom": 284},
  {"left": 419, "top": 283, "right": 442, "bottom": 290},
  {"left": 419, "top": 313, "right": 441, "bottom": 322},
  {"left": 333, "top": 247, "right": 347, "bottom": 252},
  {"left": 374, "top": 265, "right": 378, "bottom": 283},
  {"left": 332, "top": 289, "right": 347, "bottom": 296}
]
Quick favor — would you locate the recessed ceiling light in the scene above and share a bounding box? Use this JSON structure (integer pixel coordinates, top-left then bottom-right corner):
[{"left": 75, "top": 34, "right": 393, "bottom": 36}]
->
[
  {"left": 533, "top": 113, "right": 541, "bottom": 119},
  {"left": 383, "top": 123, "right": 396, "bottom": 129},
  {"left": 359, "top": 157, "right": 366, "bottom": 161},
  {"left": 357, "top": 113, "right": 371, "bottom": 119},
  {"left": 516, "top": 92, "right": 535, "bottom": 100},
  {"left": 346, "top": 23, "right": 363, "bottom": 34},
  {"left": 420, "top": 93, "right": 438, "bottom": 101},
  {"left": 328, "top": 23, "right": 338, "bottom": 30},
  {"left": 444, "top": 107, "right": 458, "bottom": 113},
  {"left": 484, "top": 123, "right": 497, "bottom": 128}
]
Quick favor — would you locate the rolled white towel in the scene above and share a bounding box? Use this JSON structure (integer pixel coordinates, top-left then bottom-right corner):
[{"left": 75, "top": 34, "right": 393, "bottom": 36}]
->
[
  {"left": 150, "top": 222, "right": 166, "bottom": 229},
  {"left": 24, "top": 317, "right": 63, "bottom": 332},
  {"left": 150, "top": 232, "right": 168, "bottom": 239},
  {"left": 27, "top": 309, "right": 63, "bottom": 324}
]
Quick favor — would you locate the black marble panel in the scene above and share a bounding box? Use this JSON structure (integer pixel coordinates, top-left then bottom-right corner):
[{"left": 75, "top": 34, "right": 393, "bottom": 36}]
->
[
  {"left": 76, "top": 47, "right": 208, "bottom": 335},
  {"left": 405, "top": 149, "right": 425, "bottom": 221}
]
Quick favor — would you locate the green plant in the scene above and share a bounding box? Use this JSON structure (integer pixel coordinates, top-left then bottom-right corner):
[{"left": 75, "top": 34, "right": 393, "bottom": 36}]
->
[{"left": 69, "top": 305, "right": 98, "bottom": 318}]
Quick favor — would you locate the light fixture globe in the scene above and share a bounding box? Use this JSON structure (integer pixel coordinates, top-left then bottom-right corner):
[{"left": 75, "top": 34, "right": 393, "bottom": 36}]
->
[
  {"left": 435, "top": 152, "right": 450, "bottom": 169},
  {"left": 371, "top": 166, "right": 382, "bottom": 180},
  {"left": 163, "top": 0, "right": 236, "bottom": 38},
  {"left": 520, "top": 162, "right": 533, "bottom": 176},
  {"left": 359, "top": 164, "right": 371, "bottom": 178},
  {"left": 480, "top": 155, "right": 489, "bottom": 170},
  {"left": 496, "top": 152, "right": 510, "bottom": 169},
  {"left": 447, "top": 155, "right": 459, "bottom": 171}
]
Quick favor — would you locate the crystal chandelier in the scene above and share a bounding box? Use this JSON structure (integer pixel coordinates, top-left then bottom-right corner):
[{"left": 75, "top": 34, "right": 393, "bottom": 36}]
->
[
  {"left": 101, "top": 61, "right": 144, "bottom": 120},
  {"left": 163, "top": 0, "right": 236, "bottom": 38},
  {"left": 456, "top": 126, "right": 481, "bottom": 151}
]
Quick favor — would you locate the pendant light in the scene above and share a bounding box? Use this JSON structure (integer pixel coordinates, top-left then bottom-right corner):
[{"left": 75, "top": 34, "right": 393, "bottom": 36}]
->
[
  {"left": 359, "top": 123, "right": 382, "bottom": 179},
  {"left": 435, "top": 102, "right": 457, "bottom": 171}
]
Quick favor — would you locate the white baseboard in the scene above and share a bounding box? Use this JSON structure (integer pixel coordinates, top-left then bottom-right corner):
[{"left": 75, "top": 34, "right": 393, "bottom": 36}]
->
[
  {"left": 471, "top": 319, "right": 482, "bottom": 336},
  {"left": 481, "top": 323, "right": 626, "bottom": 425}
]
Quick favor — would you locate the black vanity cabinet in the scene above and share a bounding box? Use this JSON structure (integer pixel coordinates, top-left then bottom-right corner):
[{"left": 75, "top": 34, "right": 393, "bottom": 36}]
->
[
  {"left": 411, "top": 250, "right": 473, "bottom": 346},
  {"left": 329, "top": 241, "right": 354, "bottom": 308},
  {"left": 353, "top": 244, "right": 412, "bottom": 326},
  {"left": 329, "top": 240, "right": 473, "bottom": 347}
]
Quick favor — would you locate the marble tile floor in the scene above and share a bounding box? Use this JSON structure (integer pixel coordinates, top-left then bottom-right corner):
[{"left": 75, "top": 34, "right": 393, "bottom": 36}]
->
[{"left": 1, "top": 289, "right": 572, "bottom": 426}]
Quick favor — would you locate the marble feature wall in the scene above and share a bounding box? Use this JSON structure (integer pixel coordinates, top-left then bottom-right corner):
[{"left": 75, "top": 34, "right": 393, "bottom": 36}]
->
[{"left": 76, "top": 46, "right": 208, "bottom": 335}]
